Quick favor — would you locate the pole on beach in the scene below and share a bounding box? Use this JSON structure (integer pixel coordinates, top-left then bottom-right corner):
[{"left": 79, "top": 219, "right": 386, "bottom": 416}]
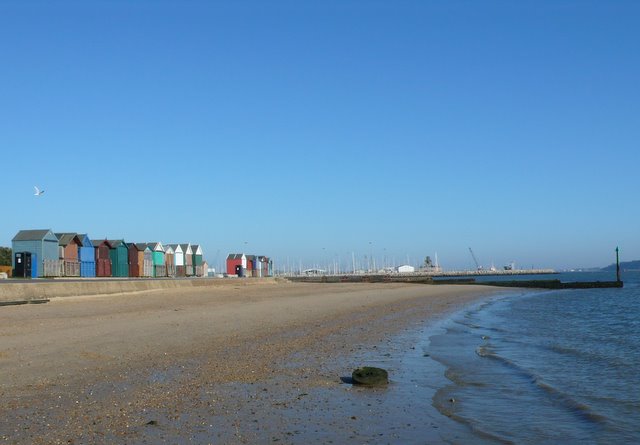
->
[{"left": 616, "top": 246, "right": 620, "bottom": 282}]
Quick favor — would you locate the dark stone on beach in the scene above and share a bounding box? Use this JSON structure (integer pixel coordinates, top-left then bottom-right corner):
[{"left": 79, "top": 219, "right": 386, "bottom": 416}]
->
[
  {"left": 146, "top": 420, "right": 159, "bottom": 426},
  {"left": 352, "top": 367, "right": 389, "bottom": 386}
]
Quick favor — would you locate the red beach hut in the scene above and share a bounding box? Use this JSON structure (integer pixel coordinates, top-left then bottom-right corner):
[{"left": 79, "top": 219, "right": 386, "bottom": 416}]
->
[{"left": 93, "top": 239, "right": 113, "bottom": 277}]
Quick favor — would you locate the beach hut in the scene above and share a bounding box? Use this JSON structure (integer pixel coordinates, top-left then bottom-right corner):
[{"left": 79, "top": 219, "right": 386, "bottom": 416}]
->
[
  {"left": 263, "top": 256, "right": 273, "bottom": 277},
  {"left": 93, "top": 239, "right": 113, "bottom": 277},
  {"left": 55, "top": 233, "right": 82, "bottom": 277},
  {"left": 266, "top": 257, "right": 273, "bottom": 276},
  {"left": 192, "top": 244, "right": 204, "bottom": 277},
  {"left": 164, "top": 245, "right": 176, "bottom": 277},
  {"left": 246, "top": 255, "right": 257, "bottom": 277},
  {"left": 77, "top": 234, "right": 96, "bottom": 277},
  {"left": 254, "top": 256, "right": 264, "bottom": 278},
  {"left": 136, "top": 244, "right": 154, "bottom": 277},
  {"left": 255, "top": 256, "right": 271, "bottom": 278},
  {"left": 202, "top": 260, "right": 210, "bottom": 277},
  {"left": 128, "top": 243, "right": 142, "bottom": 277},
  {"left": 166, "top": 244, "right": 184, "bottom": 277},
  {"left": 226, "top": 253, "right": 247, "bottom": 276},
  {"left": 146, "top": 242, "right": 166, "bottom": 277},
  {"left": 12, "top": 252, "right": 35, "bottom": 278},
  {"left": 12, "top": 229, "right": 60, "bottom": 278},
  {"left": 181, "top": 243, "right": 193, "bottom": 276},
  {"left": 108, "top": 240, "right": 129, "bottom": 278}
]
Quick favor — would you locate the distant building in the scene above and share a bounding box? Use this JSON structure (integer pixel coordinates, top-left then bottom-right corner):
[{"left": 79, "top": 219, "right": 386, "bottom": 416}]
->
[
  {"left": 303, "top": 268, "right": 326, "bottom": 276},
  {"left": 397, "top": 265, "right": 415, "bottom": 273},
  {"left": 421, "top": 265, "right": 443, "bottom": 273}
]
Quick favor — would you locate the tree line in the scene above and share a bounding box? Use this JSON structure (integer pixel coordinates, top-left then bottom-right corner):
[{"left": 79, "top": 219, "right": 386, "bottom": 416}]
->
[{"left": 0, "top": 247, "right": 11, "bottom": 266}]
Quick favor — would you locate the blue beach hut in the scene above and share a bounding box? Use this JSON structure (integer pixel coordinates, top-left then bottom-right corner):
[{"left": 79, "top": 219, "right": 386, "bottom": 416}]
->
[
  {"left": 11, "top": 229, "right": 59, "bottom": 278},
  {"left": 77, "top": 233, "right": 96, "bottom": 277}
]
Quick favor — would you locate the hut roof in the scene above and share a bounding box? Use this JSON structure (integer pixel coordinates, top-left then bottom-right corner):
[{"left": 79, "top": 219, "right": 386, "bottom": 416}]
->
[
  {"left": 146, "top": 242, "right": 164, "bottom": 252},
  {"left": 12, "top": 229, "right": 54, "bottom": 242},
  {"left": 55, "top": 233, "right": 81, "bottom": 246},
  {"left": 92, "top": 239, "right": 113, "bottom": 248},
  {"left": 107, "top": 240, "right": 127, "bottom": 248}
]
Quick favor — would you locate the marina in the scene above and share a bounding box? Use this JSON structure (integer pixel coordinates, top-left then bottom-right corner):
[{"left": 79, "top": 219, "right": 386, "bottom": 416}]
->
[{"left": 288, "top": 268, "right": 557, "bottom": 283}]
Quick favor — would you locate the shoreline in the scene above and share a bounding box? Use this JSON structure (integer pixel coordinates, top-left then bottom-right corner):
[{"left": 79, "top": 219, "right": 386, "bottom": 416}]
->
[
  {"left": 0, "top": 281, "right": 505, "bottom": 444},
  {"left": 424, "top": 281, "right": 640, "bottom": 444}
]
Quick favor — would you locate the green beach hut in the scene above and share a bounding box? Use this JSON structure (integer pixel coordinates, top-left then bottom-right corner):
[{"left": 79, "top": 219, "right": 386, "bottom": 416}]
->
[
  {"left": 192, "top": 244, "right": 204, "bottom": 276},
  {"left": 146, "top": 242, "right": 166, "bottom": 277},
  {"left": 108, "top": 240, "right": 129, "bottom": 277}
]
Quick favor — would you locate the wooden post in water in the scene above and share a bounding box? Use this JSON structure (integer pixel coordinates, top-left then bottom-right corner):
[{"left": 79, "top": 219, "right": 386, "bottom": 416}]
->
[{"left": 616, "top": 246, "right": 621, "bottom": 282}]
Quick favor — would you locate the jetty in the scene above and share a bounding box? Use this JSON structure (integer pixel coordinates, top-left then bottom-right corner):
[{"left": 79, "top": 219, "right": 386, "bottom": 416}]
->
[{"left": 434, "top": 278, "right": 624, "bottom": 289}]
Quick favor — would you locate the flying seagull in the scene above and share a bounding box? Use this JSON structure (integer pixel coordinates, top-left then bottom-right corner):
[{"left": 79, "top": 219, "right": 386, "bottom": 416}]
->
[{"left": 34, "top": 186, "right": 45, "bottom": 196}]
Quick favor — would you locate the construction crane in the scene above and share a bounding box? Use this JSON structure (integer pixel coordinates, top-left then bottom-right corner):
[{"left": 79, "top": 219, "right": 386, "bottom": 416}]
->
[{"left": 468, "top": 247, "right": 483, "bottom": 271}]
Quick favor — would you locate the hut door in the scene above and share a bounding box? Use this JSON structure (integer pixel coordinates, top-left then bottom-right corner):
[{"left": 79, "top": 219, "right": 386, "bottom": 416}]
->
[{"left": 14, "top": 252, "right": 33, "bottom": 278}]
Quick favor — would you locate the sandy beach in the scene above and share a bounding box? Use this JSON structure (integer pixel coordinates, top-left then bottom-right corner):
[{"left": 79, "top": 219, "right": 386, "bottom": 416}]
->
[{"left": 0, "top": 281, "right": 500, "bottom": 444}]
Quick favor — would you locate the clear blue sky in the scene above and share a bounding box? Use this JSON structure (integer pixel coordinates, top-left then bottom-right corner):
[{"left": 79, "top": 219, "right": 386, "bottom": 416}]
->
[{"left": 1, "top": 1, "right": 638, "bottom": 271}]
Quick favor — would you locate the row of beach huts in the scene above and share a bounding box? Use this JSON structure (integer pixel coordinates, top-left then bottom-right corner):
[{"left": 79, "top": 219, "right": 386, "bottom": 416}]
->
[
  {"left": 225, "top": 253, "right": 273, "bottom": 278},
  {"left": 11, "top": 229, "right": 207, "bottom": 278}
]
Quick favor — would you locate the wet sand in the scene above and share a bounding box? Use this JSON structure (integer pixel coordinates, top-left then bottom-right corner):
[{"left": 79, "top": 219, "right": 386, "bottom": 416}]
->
[{"left": 0, "top": 281, "right": 499, "bottom": 444}]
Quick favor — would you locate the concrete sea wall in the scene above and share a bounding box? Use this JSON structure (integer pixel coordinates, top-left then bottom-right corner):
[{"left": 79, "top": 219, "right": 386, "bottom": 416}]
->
[{"left": 0, "top": 278, "right": 279, "bottom": 304}]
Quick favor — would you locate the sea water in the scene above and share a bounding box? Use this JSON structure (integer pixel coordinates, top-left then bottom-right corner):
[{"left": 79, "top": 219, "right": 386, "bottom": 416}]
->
[{"left": 428, "top": 271, "right": 640, "bottom": 444}]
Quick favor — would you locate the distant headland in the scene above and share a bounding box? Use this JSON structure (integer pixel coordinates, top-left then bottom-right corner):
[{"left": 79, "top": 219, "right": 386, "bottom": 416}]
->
[{"left": 602, "top": 260, "right": 640, "bottom": 272}]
